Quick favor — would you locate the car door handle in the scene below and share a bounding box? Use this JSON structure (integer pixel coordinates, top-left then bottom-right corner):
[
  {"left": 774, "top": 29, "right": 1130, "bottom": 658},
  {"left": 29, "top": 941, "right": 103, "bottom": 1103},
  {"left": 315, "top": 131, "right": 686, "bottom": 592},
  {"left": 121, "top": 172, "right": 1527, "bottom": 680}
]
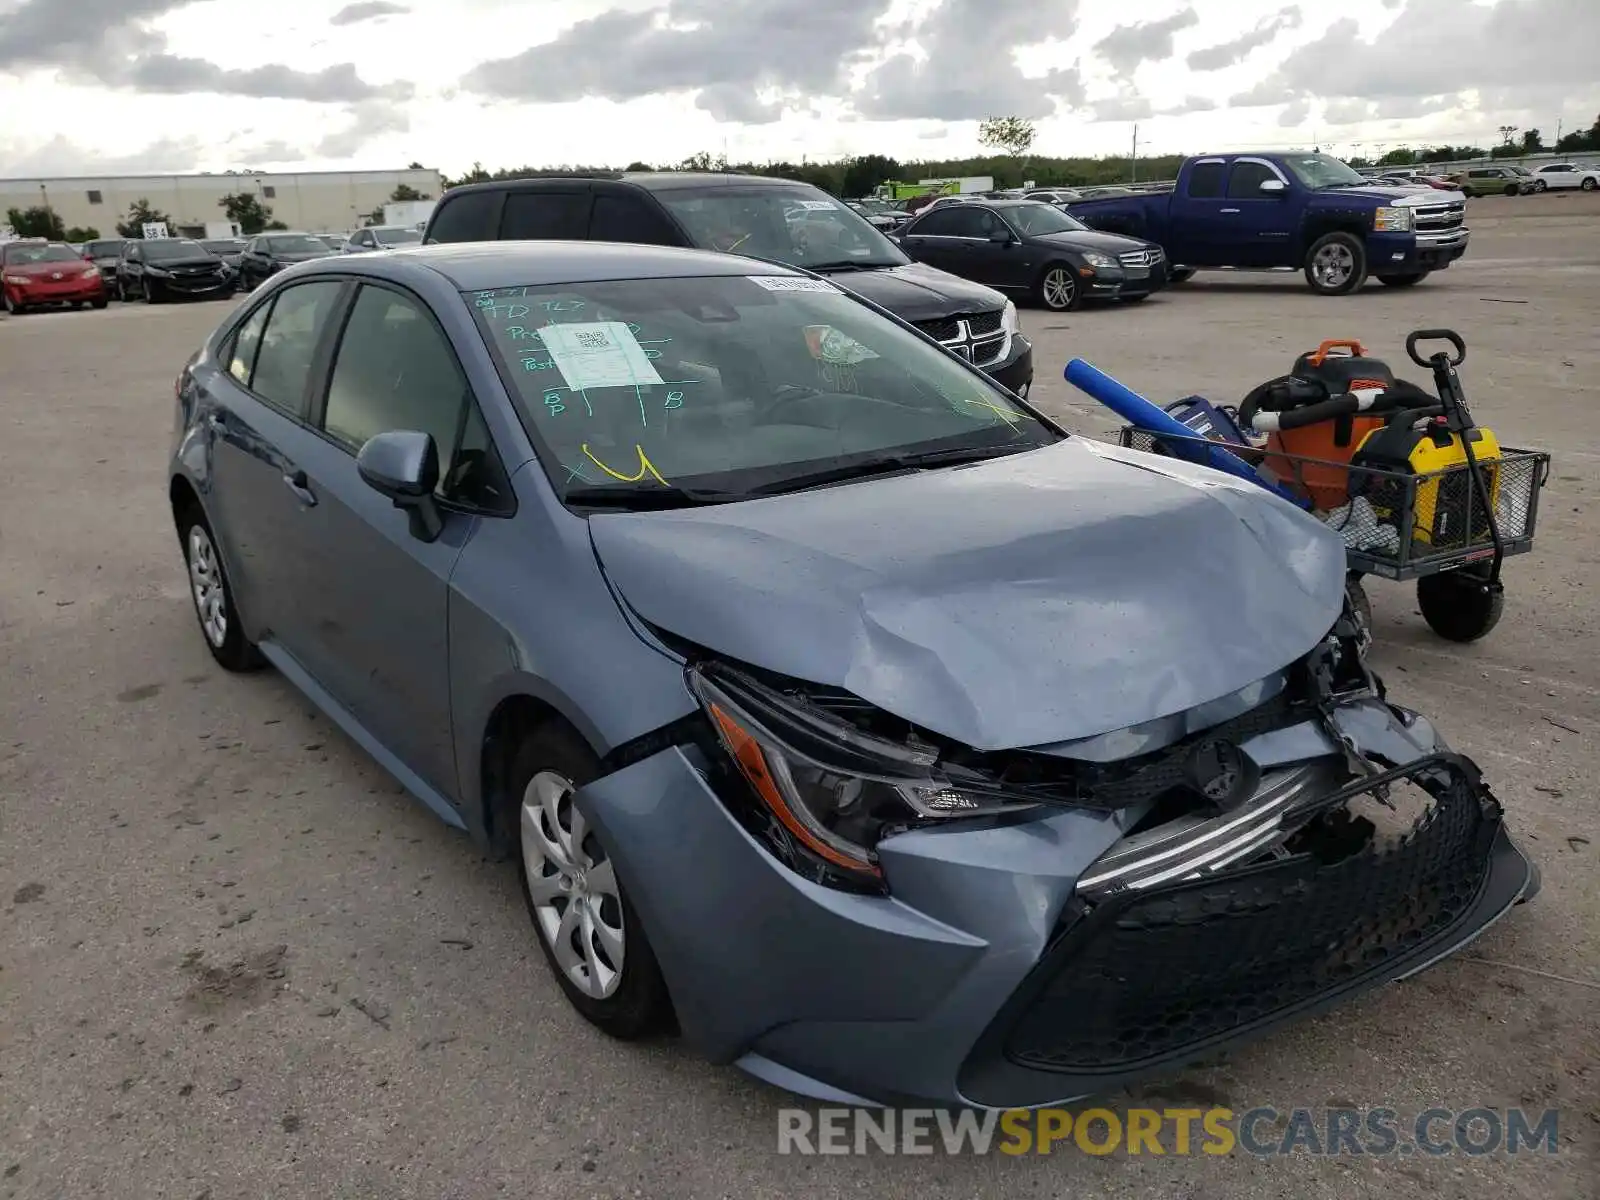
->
[{"left": 282, "top": 468, "right": 318, "bottom": 507}]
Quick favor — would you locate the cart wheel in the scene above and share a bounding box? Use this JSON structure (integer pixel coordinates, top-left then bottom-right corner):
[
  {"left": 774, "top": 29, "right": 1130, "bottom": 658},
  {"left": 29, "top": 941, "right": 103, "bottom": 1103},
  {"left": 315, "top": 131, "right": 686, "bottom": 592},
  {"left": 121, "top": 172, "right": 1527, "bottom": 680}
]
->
[
  {"left": 1345, "top": 575, "right": 1373, "bottom": 647},
  {"left": 1416, "top": 568, "right": 1504, "bottom": 643}
]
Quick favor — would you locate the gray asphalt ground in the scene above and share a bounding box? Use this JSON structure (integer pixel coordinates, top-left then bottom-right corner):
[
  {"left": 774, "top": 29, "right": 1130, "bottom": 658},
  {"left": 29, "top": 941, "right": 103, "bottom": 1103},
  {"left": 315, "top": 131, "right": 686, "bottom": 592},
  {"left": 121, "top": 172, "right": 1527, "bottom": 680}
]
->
[{"left": 2, "top": 192, "right": 1596, "bottom": 1198}]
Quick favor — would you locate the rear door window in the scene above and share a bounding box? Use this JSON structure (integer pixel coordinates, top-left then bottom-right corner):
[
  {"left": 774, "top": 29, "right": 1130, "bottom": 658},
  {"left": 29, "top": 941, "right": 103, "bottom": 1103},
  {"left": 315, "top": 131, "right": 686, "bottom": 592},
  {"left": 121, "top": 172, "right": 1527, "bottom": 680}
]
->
[
  {"left": 589, "top": 193, "right": 680, "bottom": 245},
  {"left": 249, "top": 281, "right": 344, "bottom": 418},
  {"left": 1186, "top": 161, "right": 1227, "bottom": 198},
  {"left": 427, "top": 189, "right": 501, "bottom": 243},
  {"left": 499, "top": 191, "right": 591, "bottom": 240},
  {"left": 225, "top": 302, "right": 270, "bottom": 386}
]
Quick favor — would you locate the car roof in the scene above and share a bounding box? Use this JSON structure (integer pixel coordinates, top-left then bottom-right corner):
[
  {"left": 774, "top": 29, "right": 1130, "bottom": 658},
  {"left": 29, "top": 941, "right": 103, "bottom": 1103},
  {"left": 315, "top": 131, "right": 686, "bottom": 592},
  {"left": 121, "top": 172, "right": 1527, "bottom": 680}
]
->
[
  {"left": 375, "top": 240, "right": 808, "bottom": 291},
  {"left": 442, "top": 172, "right": 826, "bottom": 198}
]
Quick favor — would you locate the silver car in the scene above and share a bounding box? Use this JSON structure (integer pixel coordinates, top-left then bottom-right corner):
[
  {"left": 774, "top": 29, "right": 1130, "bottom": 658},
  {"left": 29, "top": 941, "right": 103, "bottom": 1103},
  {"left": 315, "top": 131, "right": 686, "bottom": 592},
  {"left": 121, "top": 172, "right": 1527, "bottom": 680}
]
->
[{"left": 167, "top": 241, "right": 1537, "bottom": 1108}]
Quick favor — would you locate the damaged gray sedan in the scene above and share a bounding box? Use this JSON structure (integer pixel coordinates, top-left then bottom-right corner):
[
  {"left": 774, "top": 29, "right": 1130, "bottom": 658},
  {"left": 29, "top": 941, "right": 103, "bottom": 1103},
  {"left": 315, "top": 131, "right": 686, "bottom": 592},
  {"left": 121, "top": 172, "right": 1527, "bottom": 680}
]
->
[{"left": 168, "top": 241, "right": 1539, "bottom": 1109}]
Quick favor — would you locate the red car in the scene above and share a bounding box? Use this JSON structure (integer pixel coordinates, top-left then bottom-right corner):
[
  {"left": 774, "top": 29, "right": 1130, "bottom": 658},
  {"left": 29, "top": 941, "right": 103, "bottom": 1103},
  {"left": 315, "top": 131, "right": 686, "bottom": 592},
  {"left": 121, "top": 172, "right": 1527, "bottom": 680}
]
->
[{"left": 2, "top": 239, "right": 109, "bottom": 314}]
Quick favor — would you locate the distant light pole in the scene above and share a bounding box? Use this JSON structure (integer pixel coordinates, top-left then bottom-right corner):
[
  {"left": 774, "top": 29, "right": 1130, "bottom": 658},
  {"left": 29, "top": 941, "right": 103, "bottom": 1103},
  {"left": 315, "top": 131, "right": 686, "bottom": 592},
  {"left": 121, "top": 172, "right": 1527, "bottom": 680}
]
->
[{"left": 39, "top": 183, "right": 54, "bottom": 229}]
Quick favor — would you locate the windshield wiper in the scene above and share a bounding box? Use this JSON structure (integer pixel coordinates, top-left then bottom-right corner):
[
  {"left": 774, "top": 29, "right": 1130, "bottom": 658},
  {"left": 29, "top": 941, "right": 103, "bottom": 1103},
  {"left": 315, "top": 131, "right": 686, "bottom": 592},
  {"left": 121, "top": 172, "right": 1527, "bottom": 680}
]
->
[
  {"left": 746, "top": 442, "right": 1041, "bottom": 498},
  {"left": 804, "top": 259, "right": 899, "bottom": 272},
  {"left": 565, "top": 483, "right": 742, "bottom": 510}
]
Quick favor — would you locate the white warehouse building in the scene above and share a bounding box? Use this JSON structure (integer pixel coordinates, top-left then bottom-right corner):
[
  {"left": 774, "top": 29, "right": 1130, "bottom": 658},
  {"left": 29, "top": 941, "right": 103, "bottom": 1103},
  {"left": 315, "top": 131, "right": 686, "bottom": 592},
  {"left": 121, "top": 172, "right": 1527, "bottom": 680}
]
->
[{"left": 0, "top": 167, "right": 444, "bottom": 237}]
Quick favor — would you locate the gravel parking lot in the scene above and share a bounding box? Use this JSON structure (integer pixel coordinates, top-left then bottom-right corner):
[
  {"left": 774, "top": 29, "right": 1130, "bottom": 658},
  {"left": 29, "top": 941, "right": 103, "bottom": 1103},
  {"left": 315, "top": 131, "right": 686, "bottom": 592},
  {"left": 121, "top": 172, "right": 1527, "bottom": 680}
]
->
[{"left": 2, "top": 193, "right": 1596, "bottom": 1199}]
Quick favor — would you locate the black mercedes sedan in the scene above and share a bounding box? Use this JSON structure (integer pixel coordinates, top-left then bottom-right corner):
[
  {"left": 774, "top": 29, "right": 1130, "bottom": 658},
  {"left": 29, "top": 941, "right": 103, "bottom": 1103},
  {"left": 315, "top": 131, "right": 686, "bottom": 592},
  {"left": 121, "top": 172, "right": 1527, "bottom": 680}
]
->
[
  {"left": 236, "top": 232, "right": 337, "bottom": 290},
  {"left": 114, "top": 238, "right": 236, "bottom": 303},
  {"left": 895, "top": 199, "right": 1168, "bottom": 312}
]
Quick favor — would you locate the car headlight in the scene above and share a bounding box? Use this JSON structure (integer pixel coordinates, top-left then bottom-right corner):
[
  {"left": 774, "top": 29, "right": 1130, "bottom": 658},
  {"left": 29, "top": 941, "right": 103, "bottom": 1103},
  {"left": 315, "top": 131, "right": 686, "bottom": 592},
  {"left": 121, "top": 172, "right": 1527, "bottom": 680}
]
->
[
  {"left": 1374, "top": 206, "right": 1414, "bottom": 232},
  {"left": 1082, "top": 251, "right": 1119, "bottom": 269},
  {"left": 3, "top": 275, "right": 30, "bottom": 285},
  {"left": 999, "top": 298, "right": 1020, "bottom": 336},
  {"left": 689, "top": 664, "right": 1038, "bottom": 889}
]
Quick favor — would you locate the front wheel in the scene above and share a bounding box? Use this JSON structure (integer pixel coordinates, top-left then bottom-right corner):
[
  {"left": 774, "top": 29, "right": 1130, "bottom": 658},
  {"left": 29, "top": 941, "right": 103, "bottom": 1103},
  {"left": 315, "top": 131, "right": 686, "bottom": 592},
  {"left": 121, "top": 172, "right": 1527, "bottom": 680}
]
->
[
  {"left": 91, "top": 296, "right": 108, "bottom": 310},
  {"left": 1503, "top": 184, "right": 1518, "bottom": 196},
  {"left": 1582, "top": 177, "right": 1598, "bottom": 192},
  {"left": 1166, "top": 267, "right": 1195, "bottom": 284},
  {"left": 1304, "top": 231, "right": 1368, "bottom": 295},
  {"left": 511, "top": 723, "right": 673, "bottom": 1040},
  {"left": 1376, "top": 272, "right": 1429, "bottom": 288},
  {"left": 1417, "top": 567, "right": 1504, "bottom": 643},
  {"left": 1036, "top": 263, "right": 1080, "bottom": 311},
  {"left": 2, "top": 291, "right": 24, "bottom": 315},
  {"left": 1534, "top": 180, "right": 1548, "bottom": 193}
]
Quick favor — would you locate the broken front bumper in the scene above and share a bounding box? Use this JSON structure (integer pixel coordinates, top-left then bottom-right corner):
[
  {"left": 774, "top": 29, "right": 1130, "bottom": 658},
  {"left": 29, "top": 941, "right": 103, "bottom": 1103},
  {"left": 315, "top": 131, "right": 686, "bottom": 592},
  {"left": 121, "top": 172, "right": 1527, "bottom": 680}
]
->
[{"left": 573, "top": 695, "right": 1537, "bottom": 1109}]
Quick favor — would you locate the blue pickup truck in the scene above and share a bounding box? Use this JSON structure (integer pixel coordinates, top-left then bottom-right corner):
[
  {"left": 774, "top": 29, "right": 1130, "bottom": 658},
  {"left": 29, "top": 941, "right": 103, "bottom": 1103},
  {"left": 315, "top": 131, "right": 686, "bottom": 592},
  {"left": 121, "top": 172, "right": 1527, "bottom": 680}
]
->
[{"left": 1067, "top": 151, "right": 1469, "bottom": 295}]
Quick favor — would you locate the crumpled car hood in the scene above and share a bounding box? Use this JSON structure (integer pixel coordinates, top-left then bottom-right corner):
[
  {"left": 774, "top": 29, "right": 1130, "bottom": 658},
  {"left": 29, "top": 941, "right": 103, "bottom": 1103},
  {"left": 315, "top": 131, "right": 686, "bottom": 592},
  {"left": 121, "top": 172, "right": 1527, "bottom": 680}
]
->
[{"left": 588, "top": 438, "right": 1347, "bottom": 752}]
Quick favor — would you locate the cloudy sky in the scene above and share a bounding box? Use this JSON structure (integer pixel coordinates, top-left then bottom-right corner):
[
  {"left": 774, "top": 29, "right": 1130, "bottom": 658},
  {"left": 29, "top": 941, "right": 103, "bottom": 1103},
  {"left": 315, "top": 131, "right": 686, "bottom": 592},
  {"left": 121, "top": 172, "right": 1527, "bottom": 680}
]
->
[{"left": 1, "top": 0, "right": 1595, "bottom": 178}]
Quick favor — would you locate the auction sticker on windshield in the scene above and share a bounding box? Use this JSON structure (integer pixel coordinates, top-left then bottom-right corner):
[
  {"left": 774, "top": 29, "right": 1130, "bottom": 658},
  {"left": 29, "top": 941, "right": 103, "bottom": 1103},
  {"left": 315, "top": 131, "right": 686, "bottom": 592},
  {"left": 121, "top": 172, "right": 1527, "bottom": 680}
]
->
[
  {"left": 748, "top": 276, "right": 842, "bottom": 293},
  {"left": 537, "top": 321, "right": 665, "bottom": 391}
]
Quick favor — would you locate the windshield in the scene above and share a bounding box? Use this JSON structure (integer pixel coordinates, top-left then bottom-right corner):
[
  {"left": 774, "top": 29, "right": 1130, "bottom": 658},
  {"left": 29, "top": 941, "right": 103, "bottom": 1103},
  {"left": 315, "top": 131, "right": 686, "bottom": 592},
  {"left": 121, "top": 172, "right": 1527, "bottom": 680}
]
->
[
  {"left": 375, "top": 227, "right": 422, "bottom": 244},
  {"left": 266, "top": 235, "right": 330, "bottom": 254},
  {"left": 1281, "top": 153, "right": 1369, "bottom": 190},
  {"left": 86, "top": 240, "right": 124, "bottom": 257},
  {"left": 3, "top": 242, "right": 81, "bottom": 264},
  {"left": 143, "top": 239, "right": 207, "bottom": 261},
  {"left": 653, "top": 185, "right": 909, "bottom": 269},
  {"left": 1002, "top": 202, "right": 1089, "bottom": 236},
  {"left": 201, "top": 240, "right": 243, "bottom": 253},
  {"left": 469, "top": 274, "right": 1054, "bottom": 506}
]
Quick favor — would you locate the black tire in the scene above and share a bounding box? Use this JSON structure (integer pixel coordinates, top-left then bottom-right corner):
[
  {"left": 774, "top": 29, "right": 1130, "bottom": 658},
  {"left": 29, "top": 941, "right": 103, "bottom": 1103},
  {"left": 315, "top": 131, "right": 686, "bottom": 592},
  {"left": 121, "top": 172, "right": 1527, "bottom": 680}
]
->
[
  {"left": 1583, "top": 177, "right": 1598, "bottom": 192},
  {"left": 1304, "top": 231, "right": 1368, "bottom": 295},
  {"left": 115, "top": 278, "right": 127, "bottom": 302},
  {"left": 1534, "top": 180, "right": 1547, "bottom": 193},
  {"left": 1416, "top": 568, "right": 1504, "bottom": 643},
  {"left": 1503, "top": 184, "right": 1517, "bottom": 196},
  {"left": 91, "top": 296, "right": 108, "bottom": 310},
  {"left": 1376, "top": 272, "right": 1429, "bottom": 288},
  {"left": 508, "top": 722, "right": 673, "bottom": 1041},
  {"left": 3, "top": 292, "right": 25, "bottom": 316},
  {"left": 176, "top": 504, "right": 264, "bottom": 671},
  {"left": 1035, "top": 262, "right": 1080, "bottom": 311},
  {"left": 1167, "top": 267, "right": 1195, "bottom": 284},
  {"left": 144, "top": 280, "right": 161, "bottom": 304}
]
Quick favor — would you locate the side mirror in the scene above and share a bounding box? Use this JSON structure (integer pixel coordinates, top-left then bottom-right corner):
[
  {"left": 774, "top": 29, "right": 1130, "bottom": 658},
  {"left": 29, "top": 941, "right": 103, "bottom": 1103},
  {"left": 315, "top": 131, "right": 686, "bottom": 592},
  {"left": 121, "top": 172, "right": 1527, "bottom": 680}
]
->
[
  {"left": 357, "top": 430, "right": 443, "bottom": 541},
  {"left": 989, "top": 228, "right": 1013, "bottom": 243},
  {"left": 1259, "top": 179, "right": 1287, "bottom": 195}
]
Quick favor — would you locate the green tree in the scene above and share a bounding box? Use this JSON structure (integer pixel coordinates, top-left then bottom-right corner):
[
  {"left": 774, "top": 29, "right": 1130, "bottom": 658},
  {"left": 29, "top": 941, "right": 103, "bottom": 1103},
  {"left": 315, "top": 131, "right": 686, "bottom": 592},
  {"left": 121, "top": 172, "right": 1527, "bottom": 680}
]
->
[
  {"left": 1378, "top": 147, "right": 1417, "bottom": 166},
  {"left": 5, "top": 205, "right": 66, "bottom": 239},
  {"left": 841, "top": 153, "right": 902, "bottom": 198},
  {"left": 977, "top": 117, "right": 1036, "bottom": 157},
  {"left": 676, "top": 150, "right": 728, "bottom": 172},
  {"left": 390, "top": 182, "right": 431, "bottom": 201},
  {"left": 116, "top": 199, "right": 175, "bottom": 238},
  {"left": 1521, "top": 128, "right": 1544, "bottom": 152},
  {"left": 219, "top": 192, "right": 277, "bottom": 234},
  {"left": 64, "top": 225, "right": 101, "bottom": 242}
]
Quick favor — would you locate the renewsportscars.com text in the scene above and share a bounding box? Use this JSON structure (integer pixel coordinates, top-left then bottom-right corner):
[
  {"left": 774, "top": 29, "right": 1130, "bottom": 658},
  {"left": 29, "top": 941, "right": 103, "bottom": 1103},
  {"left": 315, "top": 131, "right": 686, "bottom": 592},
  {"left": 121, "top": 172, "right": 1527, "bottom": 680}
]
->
[{"left": 777, "top": 1106, "right": 1561, "bottom": 1157}]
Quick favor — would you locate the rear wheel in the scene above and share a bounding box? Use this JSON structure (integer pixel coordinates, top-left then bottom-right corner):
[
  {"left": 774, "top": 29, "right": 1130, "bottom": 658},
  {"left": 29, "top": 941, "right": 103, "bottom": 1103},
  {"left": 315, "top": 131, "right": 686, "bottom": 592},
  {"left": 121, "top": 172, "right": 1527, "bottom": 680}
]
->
[
  {"left": 1416, "top": 567, "right": 1504, "bottom": 643},
  {"left": 177, "top": 505, "right": 264, "bottom": 671},
  {"left": 510, "top": 723, "right": 673, "bottom": 1040},
  {"left": 1304, "top": 232, "right": 1368, "bottom": 295},
  {"left": 1036, "top": 263, "right": 1080, "bottom": 311},
  {"left": 1376, "top": 272, "right": 1429, "bottom": 288}
]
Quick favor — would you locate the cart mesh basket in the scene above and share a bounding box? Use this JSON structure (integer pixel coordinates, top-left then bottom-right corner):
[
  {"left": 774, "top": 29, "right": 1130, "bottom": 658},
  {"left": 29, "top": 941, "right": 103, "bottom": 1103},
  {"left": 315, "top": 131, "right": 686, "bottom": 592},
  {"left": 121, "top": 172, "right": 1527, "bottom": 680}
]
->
[{"left": 1114, "top": 428, "right": 1550, "bottom": 581}]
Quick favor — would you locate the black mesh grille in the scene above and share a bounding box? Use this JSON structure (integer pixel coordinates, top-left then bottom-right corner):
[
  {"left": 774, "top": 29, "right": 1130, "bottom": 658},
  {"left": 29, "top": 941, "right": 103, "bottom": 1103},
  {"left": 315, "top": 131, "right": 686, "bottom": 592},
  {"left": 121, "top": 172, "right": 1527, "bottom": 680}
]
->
[
  {"left": 914, "top": 317, "right": 959, "bottom": 342},
  {"left": 1002, "top": 762, "right": 1499, "bottom": 1073},
  {"left": 967, "top": 309, "right": 1003, "bottom": 336}
]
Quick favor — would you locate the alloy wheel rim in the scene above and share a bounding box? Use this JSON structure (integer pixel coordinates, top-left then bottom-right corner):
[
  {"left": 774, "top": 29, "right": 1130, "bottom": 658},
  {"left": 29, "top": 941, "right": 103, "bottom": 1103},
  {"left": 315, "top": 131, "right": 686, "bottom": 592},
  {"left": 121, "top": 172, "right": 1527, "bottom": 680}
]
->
[
  {"left": 187, "top": 526, "right": 228, "bottom": 647},
  {"left": 1313, "top": 244, "right": 1355, "bottom": 287},
  {"left": 1043, "top": 268, "right": 1074, "bottom": 310},
  {"left": 520, "top": 770, "right": 625, "bottom": 999}
]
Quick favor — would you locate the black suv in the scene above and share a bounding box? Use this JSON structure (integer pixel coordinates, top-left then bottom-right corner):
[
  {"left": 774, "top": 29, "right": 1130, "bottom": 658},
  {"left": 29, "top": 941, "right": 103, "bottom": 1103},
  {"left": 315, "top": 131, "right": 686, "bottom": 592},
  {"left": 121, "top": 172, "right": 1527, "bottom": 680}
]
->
[{"left": 423, "top": 173, "right": 1034, "bottom": 396}]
